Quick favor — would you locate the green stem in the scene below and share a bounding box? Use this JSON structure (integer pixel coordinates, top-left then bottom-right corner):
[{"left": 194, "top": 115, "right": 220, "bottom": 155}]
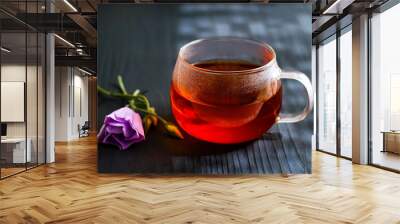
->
[
  {"left": 117, "top": 76, "right": 139, "bottom": 110},
  {"left": 128, "top": 105, "right": 168, "bottom": 125},
  {"left": 99, "top": 82, "right": 170, "bottom": 126},
  {"left": 97, "top": 86, "right": 111, "bottom": 95},
  {"left": 129, "top": 101, "right": 136, "bottom": 111},
  {"left": 98, "top": 86, "right": 136, "bottom": 100},
  {"left": 136, "top": 94, "right": 150, "bottom": 109},
  {"left": 117, "top": 75, "right": 128, "bottom": 94}
]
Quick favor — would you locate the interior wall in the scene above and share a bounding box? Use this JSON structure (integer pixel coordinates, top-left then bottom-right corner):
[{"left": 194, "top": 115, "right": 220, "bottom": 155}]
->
[
  {"left": 1, "top": 64, "right": 42, "bottom": 139},
  {"left": 55, "top": 67, "right": 69, "bottom": 141},
  {"left": 71, "top": 72, "right": 89, "bottom": 138},
  {"left": 55, "top": 67, "right": 89, "bottom": 141}
]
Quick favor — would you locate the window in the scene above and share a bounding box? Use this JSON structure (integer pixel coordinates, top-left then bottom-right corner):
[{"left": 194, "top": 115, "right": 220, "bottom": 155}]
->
[
  {"left": 339, "top": 29, "right": 352, "bottom": 158},
  {"left": 370, "top": 3, "right": 400, "bottom": 171},
  {"left": 316, "top": 27, "right": 352, "bottom": 159},
  {"left": 317, "top": 37, "right": 337, "bottom": 154}
]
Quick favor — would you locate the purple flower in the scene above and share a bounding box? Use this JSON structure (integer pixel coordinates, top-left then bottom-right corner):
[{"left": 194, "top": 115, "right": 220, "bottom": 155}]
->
[{"left": 97, "top": 107, "right": 145, "bottom": 150}]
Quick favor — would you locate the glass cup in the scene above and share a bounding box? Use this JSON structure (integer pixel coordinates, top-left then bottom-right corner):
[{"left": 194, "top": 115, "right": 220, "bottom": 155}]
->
[{"left": 170, "top": 37, "right": 313, "bottom": 144}]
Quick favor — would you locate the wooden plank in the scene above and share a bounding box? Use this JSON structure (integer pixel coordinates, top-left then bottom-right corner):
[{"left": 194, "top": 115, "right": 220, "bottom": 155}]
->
[
  {"left": 246, "top": 142, "right": 259, "bottom": 173},
  {"left": 256, "top": 139, "right": 273, "bottom": 173},
  {"left": 3, "top": 137, "right": 400, "bottom": 223},
  {"left": 261, "top": 135, "right": 282, "bottom": 173},
  {"left": 278, "top": 124, "right": 306, "bottom": 173},
  {"left": 271, "top": 133, "right": 290, "bottom": 174}
]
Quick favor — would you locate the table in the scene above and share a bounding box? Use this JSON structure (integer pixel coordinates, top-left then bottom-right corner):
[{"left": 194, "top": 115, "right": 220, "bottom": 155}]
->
[
  {"left": 1, "top": 138, "right": 31, "bottom": 163},
  {"left": 381, "top": 131, "right": 400, "bottom": 154}
]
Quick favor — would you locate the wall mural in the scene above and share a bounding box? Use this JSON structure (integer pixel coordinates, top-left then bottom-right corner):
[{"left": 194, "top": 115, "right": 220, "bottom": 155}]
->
[{"left": 97, "top": 4, "right": 313, "bottom": 174}]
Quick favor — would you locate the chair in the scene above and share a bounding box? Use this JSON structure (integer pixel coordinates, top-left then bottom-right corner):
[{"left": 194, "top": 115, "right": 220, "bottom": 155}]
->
[{"left": 78, "top": 121, "right": 90, "bottom": 138}]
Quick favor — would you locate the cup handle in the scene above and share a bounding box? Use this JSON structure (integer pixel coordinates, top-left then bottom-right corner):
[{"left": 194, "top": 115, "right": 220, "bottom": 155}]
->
[{"left": 277, "top": 70, "right": 314, "bottom": 123}]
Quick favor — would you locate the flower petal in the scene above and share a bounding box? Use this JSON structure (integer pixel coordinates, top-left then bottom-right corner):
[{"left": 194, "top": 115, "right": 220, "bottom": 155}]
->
[{"left": 97, "top": 107, "right": 145, "bottom": 150}]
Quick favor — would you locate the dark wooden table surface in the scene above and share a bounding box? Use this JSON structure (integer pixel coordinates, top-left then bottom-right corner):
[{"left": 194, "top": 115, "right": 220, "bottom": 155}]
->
[{"left": 97, "top": 4, "right": 312, "bottom": 174}]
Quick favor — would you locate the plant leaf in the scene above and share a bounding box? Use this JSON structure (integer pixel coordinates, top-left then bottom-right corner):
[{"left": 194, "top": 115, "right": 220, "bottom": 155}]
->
[
  {"left": 133, "top": 89, "right": 140, "bottom": 96},
  {"left": 117, "top": 75, "right": 128, "bottom": 94}
]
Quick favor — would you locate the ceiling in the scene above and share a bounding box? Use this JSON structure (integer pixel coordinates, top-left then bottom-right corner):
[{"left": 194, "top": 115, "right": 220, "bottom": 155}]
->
[{"left": 0, "top": 0, "right": 393, "bottom": 74}]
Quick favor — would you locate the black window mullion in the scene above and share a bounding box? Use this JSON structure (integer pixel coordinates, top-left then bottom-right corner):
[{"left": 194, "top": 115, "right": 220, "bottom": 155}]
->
[
  {"left": 44, "top": 32, "right": 47, "bottom": 164},
  {"left": 36, "top": 0, "right": 39, "bottom": 168},
  {"left": 25, "top": 0, "right": 28, "bottom": 171},
  {"left": 367, "top": 11, "right": 373, "bottom": 165},
  {"left": 0, "top": 23, "right": 2, "bottom": 179},
  {"left": 336, "top": 28, "right": 341, "bottom": 157},
  {"left": 316, "top": 44, "right": 319, "bottom": 150},
  {"left": 43, "top": 0, "right": 48, "bottom": 165}
]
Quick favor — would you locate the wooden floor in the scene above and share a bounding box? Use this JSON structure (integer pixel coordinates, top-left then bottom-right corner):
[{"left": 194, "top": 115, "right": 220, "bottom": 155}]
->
[
  {"left": 1, "top": 136, "right": 400, "bottom": 223},
  {"left": 1, "top": 167, "right": 26, "bottom": 178}
]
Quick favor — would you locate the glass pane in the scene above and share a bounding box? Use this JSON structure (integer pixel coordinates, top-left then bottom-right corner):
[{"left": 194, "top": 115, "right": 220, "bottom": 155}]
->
[
  {"left": 26, "top": 0, "right": 39, "bottom": 169},
  {"left": 340, "top": 29, "right": 352, "bottom": 158},
  {"left": 318, "top": 37, "right": 337, "bottom": 154},
  {"left": 371, "top": 4, "right": 400, "bottom": 171},
  {"left": 312, "top": 46, "right": 317, "bottom": 150},
  {"left": 38, "top": 33, "right": 45, "bottom": 165},
  {"left": 1, "top": 31, "right": 27, "bottom": 177},
  {"left": 27, "top": 31, "right": 38, "bottom": 169}
]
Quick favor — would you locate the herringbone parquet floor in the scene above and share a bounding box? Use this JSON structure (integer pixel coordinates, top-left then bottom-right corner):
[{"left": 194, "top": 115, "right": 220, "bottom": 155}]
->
[{"left": 1, "top": 136, "right": 400, "bottom": 224}]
